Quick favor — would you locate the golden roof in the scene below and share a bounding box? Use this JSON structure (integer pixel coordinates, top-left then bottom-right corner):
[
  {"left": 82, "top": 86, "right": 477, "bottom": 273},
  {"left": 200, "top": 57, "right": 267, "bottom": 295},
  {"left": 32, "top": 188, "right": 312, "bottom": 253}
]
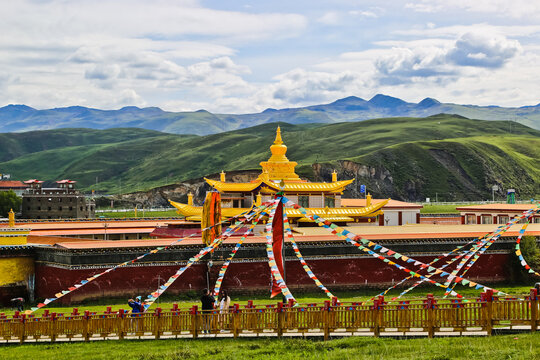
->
[
  {"left": 205, "top": 178, "right": 355, "bottom": 194},
  {"left": 169, "top": 198, "right": 388, "bottom": 219}
]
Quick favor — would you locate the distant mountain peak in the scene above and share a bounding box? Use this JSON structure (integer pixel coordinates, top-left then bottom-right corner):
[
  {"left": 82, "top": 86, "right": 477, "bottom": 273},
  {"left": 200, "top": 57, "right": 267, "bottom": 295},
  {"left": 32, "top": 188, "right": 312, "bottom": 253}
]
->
[
  {"left": 263, "top": 108, "right": 278, "bottom": 113},
  {"left": 330, "top": 96, "right": 366, "bottom": 105},
  {"left": 1, "top": 104, "right": 35, "bottom": 111},
  {"left": 417, "top": 97, "right": 441, "bottom": 108},
  {"left": 368, "top": 94, "right": 407, "bottom": 107},
  {"left": 120, "top": 106, "right": 141, "bottom": 111}
]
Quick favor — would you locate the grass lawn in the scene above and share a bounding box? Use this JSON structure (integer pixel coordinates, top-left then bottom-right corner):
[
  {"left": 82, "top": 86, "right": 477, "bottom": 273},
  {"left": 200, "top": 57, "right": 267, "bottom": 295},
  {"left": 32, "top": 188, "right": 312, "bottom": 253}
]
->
[
  {"left": 1, "top": 333, "right": 539, "bottom": 359},
  {"left": 420, "top": 204, "right": 462, "bottom": 214},
  {"left": 98, "top": 210, "right": 181, "bottom": 218},
  {"left": 1, "top": 284, "right": 535, "bottom": 317}
]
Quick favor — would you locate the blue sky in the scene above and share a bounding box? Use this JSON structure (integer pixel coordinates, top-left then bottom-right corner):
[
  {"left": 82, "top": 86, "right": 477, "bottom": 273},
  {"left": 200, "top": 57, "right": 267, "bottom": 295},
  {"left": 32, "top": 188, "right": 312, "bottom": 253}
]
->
[{"left": 1, "top": 0, "right": 540, "bottom": 112}]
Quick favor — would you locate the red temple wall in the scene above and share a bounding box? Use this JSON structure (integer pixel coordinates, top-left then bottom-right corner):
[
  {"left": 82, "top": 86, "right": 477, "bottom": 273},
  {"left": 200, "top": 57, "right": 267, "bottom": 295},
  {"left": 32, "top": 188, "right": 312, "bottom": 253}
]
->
[{"left": 35, "top": 253, "right": 512, "bottom": 304}]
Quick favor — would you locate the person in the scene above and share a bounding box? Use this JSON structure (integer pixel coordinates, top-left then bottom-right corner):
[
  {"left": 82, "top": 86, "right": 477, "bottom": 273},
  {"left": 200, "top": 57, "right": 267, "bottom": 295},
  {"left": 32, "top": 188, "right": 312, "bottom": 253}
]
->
[
  {"left": 10, "top": 297, "right": 24, "bottom": 312},
  {"left": 128, "top": 297, "right": 142, "bottom": 314},
  {"left": 219, "top": 290, "right": 231, "bottom": 331},
  {"left": 200, "top": 288, "right": 215, "bottom": 334}
]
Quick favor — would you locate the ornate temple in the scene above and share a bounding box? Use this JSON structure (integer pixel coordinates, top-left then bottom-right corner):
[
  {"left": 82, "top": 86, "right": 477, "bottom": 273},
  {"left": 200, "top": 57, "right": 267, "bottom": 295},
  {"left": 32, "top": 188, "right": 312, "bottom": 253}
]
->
[{"left": 170, "top": 127, "right": 388, "bottom": 224}]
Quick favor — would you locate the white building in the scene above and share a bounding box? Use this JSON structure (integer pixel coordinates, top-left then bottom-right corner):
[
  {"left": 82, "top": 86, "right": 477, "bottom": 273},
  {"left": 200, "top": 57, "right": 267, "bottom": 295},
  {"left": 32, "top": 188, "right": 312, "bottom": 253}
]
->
[{"left": 341, "top": 198, "right": 423, "bottom": 226}]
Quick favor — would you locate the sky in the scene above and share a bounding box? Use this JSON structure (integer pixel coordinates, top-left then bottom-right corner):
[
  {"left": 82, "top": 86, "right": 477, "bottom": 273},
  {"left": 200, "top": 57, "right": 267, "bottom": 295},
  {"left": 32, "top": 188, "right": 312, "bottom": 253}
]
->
[{"left": 1, "top": 0, "right": 540, "bottom": 113}]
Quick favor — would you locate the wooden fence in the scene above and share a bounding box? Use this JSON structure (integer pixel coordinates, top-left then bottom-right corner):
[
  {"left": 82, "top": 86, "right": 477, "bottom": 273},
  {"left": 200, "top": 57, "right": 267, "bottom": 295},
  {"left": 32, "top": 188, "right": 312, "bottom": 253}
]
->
[{"left": 1, "top": 290, "right": 539, "bottom": 343}]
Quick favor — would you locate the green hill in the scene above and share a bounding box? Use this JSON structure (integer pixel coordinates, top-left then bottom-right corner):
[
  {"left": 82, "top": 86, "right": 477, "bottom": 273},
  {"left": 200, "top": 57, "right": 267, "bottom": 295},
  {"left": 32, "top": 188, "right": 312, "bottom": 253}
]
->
[{"left": 0, "top": 114, "right": 538, "bottom": 201}]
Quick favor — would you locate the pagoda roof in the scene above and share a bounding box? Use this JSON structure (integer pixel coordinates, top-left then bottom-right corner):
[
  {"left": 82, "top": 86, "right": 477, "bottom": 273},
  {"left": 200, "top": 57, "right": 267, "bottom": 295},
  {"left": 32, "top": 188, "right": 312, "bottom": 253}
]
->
[
  {"left": 169, "top": 198, "right": 388, "bottom": 219},
  {"left": 205, "top": 178, "right": 355, "bottom": 193}
]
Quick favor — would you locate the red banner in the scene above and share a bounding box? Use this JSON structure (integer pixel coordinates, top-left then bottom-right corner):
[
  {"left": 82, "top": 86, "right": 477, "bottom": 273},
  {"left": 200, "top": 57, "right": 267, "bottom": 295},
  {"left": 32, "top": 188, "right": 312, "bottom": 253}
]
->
[{"left": 271, "top": 199, "right": 285, "bottom": 298}]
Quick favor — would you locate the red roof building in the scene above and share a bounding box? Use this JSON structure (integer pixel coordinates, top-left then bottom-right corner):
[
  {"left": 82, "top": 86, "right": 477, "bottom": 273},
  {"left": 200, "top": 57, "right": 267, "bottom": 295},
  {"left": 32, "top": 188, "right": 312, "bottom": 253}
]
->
[{"left": 456, "top": 203, "right": 540, "bottom": 225}]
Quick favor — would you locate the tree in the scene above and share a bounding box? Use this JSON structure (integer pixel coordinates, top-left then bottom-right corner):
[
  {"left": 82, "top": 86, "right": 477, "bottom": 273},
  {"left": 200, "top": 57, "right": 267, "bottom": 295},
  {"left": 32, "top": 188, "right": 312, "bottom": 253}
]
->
[
  {"left": 510, "top": 235, "right": 540, "bottom": 283},
  {"left": 521, "top": 235, "right": 540, "bottom": 269},
  {"left": 0, "top": 190, "right": 21, "bottom": 217}
]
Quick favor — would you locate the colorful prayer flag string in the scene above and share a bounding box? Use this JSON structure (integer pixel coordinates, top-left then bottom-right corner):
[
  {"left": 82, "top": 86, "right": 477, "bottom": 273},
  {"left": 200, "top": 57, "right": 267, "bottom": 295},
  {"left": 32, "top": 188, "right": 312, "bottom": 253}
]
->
[
  {"left": 27, "top": 202, "right": 272, "bottom": 314},
  {"left": 141, "top": 204, "right": 273, "bottom": 311},
  {"left": 282, "top": 209, "right": 336, "bottom": 300},
  {"left": 212, "top": 207, "right": 270, "bottom": 304},
  {"left": 265, "top": 198, "right": 296, "bottom": 303}
]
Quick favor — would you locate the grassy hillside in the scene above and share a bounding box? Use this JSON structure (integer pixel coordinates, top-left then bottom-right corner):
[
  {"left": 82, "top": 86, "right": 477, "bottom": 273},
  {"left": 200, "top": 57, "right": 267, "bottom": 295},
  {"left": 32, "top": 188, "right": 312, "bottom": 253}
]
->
[
  {"left": 0, "top": 128, "right": 165, "bottom": 162},
  {"left": 0, "top": 115, "right": 538, "bottom": 200},
  {"left": 350, "top": 136, "right": 540, "bottom": 200}
]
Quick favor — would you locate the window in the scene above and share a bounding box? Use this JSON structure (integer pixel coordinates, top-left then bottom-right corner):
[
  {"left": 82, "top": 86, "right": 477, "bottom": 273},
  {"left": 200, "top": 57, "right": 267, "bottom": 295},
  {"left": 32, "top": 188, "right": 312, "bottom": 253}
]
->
[
  {"left": 498, "top": 215, "right": 509, "bottom": 224},
  {"left": 48, "top": 206, "right": 51, "bottom": 211},
  {"left": 59, "top": 206, "right": 62, "bottom": 211},
  {"left": 69, "top": 206, "right": 73, "bottom": 211},
  {"left": 37, "top": 206, "right": 41, "bottom": 210},
  {"left": 298, "top": 195, "right": 309, "bottom": 208},
  {"left": 324, "top": 196, "right": 335, "bottom": 208},
  {"left": 481, "top": 215, "right": 492, "bottom": 224},
  {"left": 465, "top": 214, "right": 476, "bottom": 224}
]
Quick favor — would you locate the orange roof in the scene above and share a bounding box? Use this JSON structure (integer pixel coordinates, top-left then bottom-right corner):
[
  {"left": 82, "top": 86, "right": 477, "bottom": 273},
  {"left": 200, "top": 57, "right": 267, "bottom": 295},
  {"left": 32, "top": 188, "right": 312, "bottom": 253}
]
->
[
  {"left": 50, "top": 228, "right": 540, "bottom": 250},
  {"left": 341, "top": 198, "right": 423, "bottom": 209},
  {"left": 23, "top": 179, "right": 43, "bottom": 184},
  {"left": 27, "top": 235, "right": 102, "bottom": 245},
  {"left": 30, "top": 228, "right": 154, "bottom": 236},
  {"left": 456, "top": 203, "right": 539, "bottom": 212},
  {"left": 17, "top": 219, "right": 186, "bottom": 231},
  {"left": 0, "top": 181, "right": 26, "bottom": 188}
]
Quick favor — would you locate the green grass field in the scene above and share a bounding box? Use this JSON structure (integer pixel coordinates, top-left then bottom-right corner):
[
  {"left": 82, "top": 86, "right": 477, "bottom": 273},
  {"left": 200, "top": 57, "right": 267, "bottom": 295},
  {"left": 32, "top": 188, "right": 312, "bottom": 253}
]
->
[
  {"left": 1, "top": 284, "right": 535, "bottom": 317},
  {"left": 1, "top": 333, "right": 539, "bottom": 359},
  {"left": 420, "top": 205, "right": 461, "bottom": 214},
  {"left": 98, "top": 210, "right": 181, "bottom": 218},
  {"left": 0, "top": 116, "right": 538, "bottom": 198}
]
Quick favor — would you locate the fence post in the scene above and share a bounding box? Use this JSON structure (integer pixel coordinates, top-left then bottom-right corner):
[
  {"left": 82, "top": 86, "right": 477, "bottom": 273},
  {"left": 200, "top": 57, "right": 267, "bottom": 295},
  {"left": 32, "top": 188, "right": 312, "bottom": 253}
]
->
[
  {"left": 530, "top": 288, "right": 538, "bottom": 332},
  {"left": 426, "top": 294, "right": 435, "bottom": 338},
  {"left": 373, "top": 299, "right": 380, "bottom": 337},
  {"left": 233, "top": 304, "right": 240, "bottom": 338},
  {"left": 50, "top": 313, "right": 57, "bottom": 342},
  {"left": 83, "top": 310, "right": 90, "bottom": 341},
  {"left": 19, "top": 314, "right": 26, "bottom": 344},
  {"left": 323, "top": 300, "right": 331, "bottom": 341},
  {"left": 117, "top": 309, "right": 124, "bottom": 340},
  {"left": 190, "top": 306, "right": 198, "bottom": 339},
  {"left": 484, "top": 290, "right": 494, "bottom": 335},
  {"left": 277, "top": 302, "right": 284, "bottom": 338},
  {"left": 154, "top": 307, "right": 162, "bottom": 340}
]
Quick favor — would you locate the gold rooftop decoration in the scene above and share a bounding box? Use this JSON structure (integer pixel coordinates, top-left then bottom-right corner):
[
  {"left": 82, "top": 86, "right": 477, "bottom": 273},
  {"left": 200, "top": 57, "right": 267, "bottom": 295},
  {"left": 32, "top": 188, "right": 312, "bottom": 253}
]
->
[{"left": 170, "top": 127, "right": 388, "bottom": 223}]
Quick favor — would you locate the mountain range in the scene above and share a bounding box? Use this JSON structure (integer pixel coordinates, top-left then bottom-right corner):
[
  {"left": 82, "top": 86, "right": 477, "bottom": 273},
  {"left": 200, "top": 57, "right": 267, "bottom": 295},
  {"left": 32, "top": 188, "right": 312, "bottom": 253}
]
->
[
  {"left": 0, "top": 115, "right": 537, "bottom": 201},
  {"left": 1, "top": 94, "right": 540, "bottom": 135}
]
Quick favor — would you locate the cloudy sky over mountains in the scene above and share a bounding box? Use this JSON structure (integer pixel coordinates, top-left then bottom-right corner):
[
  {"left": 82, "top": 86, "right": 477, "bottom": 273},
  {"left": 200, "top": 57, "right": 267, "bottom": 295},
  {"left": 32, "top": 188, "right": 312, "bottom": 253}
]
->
[{"left": 1, "top": 0, "right": 540, "bottom": 112}]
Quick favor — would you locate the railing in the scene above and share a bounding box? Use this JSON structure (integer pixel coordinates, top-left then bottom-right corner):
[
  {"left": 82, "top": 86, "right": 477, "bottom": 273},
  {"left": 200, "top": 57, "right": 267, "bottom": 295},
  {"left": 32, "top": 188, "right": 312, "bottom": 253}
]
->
[{"left": 1, "top": 290, "right": 539, "bottom": 343}]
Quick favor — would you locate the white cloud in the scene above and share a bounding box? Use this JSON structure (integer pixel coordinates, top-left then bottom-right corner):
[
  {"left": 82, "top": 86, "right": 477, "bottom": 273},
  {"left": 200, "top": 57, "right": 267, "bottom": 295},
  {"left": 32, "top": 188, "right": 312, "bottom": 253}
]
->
[
  {"left": 317, "top": 12, "right": 341, "bottom": 25},
  {"left": 405, "top": 0, "right": 540, "bottom": 18},
  {"left": 447, "top": 33, "right": 521, "bottom": 68}
]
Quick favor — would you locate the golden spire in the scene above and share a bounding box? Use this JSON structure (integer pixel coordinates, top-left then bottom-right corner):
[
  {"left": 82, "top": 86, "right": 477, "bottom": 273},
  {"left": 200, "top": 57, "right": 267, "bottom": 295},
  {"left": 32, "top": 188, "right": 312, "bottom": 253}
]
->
[
  {"left": 187, "top": 192, "right": 194, "bottom": 206},
  {"left": 274, "top": 126, "right": 283, "bottom": 145},
  {"left": 8, "top": 209, "right": 15, "bottom": 228},
  {"left": 259, "top": 127, "right": 301, "bottom": 181},
  {"left": 220, "top": 170, "right": 226, "bottom": 182}
]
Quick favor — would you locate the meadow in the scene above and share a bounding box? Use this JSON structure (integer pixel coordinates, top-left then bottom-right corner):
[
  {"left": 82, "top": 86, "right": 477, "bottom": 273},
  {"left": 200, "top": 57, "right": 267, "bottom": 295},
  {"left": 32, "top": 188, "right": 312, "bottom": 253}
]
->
[{"left": 0, "top": 331, "right": 539, "bottom": 359}]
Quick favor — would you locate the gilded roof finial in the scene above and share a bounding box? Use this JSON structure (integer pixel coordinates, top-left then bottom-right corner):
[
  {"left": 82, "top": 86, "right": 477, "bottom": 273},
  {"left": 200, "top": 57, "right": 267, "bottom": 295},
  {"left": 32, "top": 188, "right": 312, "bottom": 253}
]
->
[{"left": 274, "top": 126, "right": 283, "bottom": 145}]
